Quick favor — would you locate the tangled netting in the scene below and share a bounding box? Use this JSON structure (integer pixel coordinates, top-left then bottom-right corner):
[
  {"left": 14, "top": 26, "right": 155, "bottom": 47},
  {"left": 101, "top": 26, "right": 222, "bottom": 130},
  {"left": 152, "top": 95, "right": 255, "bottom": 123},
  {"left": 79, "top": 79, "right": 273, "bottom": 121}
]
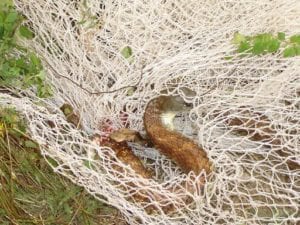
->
[{"left": 2, "top": 0, "right": 300, "bottom": 224}]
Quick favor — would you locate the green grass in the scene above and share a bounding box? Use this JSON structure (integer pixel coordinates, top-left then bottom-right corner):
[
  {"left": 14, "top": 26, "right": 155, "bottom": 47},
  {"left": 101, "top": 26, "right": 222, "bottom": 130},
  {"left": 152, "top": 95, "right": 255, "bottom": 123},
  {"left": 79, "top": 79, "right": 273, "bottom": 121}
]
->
[{"left": 0, "top": 108, "right": 127, "bottom": 225}]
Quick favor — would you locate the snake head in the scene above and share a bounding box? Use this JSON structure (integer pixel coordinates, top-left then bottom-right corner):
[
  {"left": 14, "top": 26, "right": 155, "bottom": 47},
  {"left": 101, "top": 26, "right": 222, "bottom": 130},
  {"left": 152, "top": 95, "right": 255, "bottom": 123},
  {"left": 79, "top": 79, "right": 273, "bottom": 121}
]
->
[
  {"left": 160, "top": 95, "right": 192, "bottom": 130},
  {"left": 161, "top": 95, "right": 192, "bottom": 112}
]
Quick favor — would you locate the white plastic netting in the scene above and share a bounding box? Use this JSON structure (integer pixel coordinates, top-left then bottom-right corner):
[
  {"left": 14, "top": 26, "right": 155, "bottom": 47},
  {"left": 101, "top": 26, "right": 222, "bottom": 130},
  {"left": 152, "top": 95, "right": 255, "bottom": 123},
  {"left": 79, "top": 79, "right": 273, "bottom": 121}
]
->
[{"left": 1, "top": 0, "right": 299, "bottom": 224}]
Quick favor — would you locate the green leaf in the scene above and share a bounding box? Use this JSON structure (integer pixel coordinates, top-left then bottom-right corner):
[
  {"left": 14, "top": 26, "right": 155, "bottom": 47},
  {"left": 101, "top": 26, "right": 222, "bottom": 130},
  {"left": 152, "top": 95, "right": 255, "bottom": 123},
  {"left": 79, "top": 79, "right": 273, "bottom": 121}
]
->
[
  {"left": 255, "top": 33, "right": 272, "bottom": 41},
  {"left": 252, "top": 39, "right": 265, "bottom": 55},
  {"left": 238, "top": 41, "right": 251, "bottom": 53},
  {"left": 19, "top": 25, "right": 34, "bottom": 39},
  {"left": 1, "top": 63, "right": 20, "bottom": 83},
  {"left": 232, "top": 32, "right": 246, "bottom": 45},
  {"left": 37, "top": 84, "right": 52, "bottom": 98},
  {"left": 0, "top": 0, "right": 13, "bottom": 7},
  {"left": 15, "top": 58, "right": 27, "bottom": 70},
  {"left": 267, "top": 39, "right": 280, "bottom": 53},
  {"left": 5, "top": 11, "right": 18, "bottom": 24},
  {"left": 8, "top": 67, "right": 20, "bottom": 78},
  {"left": 23, "top": 75, "right": 35, "bottom": 87},
  {"left": 24, "top": 140, "right": 39, "bottom": 149},
  {"left": 290, "top": 35, "right": 300, "bottom": 44},
  {"left": 295, "top": 45, "right": 300, "bottom": 56},
  {"left": 121, "top": 46, "right": 133, "bottom": 59},
  {"left": 30, "top": 53, "right": 40, "bottom": 66},
  {"left": 283, "top": 46, "right": 297, "bottom": 57},
  {"left": 3, "top": 20, "right": 15, "bottom": 34},
  {"left": 277, "top": 32, "right": 285, "bottom": 41}
]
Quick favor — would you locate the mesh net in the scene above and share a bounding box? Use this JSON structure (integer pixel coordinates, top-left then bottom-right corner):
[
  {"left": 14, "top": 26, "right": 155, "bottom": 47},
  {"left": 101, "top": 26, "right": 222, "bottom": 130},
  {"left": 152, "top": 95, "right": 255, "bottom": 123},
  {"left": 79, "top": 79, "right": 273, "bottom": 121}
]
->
[{"left": 2, "top": 0, "right": 299, "bottom": 224}]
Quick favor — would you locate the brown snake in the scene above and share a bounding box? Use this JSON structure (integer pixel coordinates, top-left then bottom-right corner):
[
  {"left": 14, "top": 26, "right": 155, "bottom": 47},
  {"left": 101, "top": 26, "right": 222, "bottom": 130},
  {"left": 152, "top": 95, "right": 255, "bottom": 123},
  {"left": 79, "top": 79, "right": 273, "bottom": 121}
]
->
[
  {"left": 143, "top": 95, "right": 212, "bottom": 175},
  {"left": 96, "top": 95, "right": 213, "bottom": 213},
  {"left": 103, "top": 95, "right": 212, "bottom": 178},
  {"left": 63, "top": 95, "right": 298, "bottom": 214}
]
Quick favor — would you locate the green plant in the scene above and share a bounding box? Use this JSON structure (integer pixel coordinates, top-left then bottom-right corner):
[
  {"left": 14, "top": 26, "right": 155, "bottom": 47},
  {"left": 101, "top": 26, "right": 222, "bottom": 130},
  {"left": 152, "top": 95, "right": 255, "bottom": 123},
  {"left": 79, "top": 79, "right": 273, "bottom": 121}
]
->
[
  {"left": 0, "top": 106, "right": 127, "bottom": 224},
  {"left": 0, "top": 4, "right": 52, "bottom": 98},
  {"left": 0, "top": 107, "right": 26, "bottom": 137},
  {"left": 121, "top": 45, "right": 135, "bottom": 66},
  {"left": 121, "top": 46, "right": 133, "bottom": 59},
  {"left": 230, "top": 32, "right": 300, "bottom": 58}
]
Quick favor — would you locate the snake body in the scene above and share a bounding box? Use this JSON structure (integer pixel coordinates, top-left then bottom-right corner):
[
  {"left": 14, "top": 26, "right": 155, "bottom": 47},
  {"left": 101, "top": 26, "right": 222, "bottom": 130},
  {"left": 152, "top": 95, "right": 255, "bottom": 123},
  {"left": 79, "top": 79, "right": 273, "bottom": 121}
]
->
[
  {"left": 144, "top": 96, "right": 212, "bottom": 175},
  {"left": 90, "top": 95, "right": 213, "bottom": 214}
]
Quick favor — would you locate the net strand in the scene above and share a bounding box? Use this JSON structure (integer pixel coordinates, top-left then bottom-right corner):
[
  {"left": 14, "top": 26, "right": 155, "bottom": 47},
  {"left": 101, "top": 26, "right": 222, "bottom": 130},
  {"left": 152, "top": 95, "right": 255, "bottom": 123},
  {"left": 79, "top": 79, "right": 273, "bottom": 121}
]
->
[{"left": 3, "top": 0, "right": 300, "bottom": 224}]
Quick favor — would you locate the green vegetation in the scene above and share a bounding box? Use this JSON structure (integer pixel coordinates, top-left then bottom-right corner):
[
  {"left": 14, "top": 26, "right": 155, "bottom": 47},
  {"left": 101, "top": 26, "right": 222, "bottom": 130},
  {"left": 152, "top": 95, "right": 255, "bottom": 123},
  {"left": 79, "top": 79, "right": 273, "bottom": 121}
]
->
[
  {"left": 0, "top": 4, "right": 51, "bottom": 98},
  {"left": 0, "top": 108, "right": 126, "bottom": 225},
  {"left": 231, "top": 32, "right": 300, "bottom": 58},
  {"left": 0, "top": 2, "right": 126, "bottom": 224},
  {"left": 121, "top": 46, "right": 133, "bottom": 59}
]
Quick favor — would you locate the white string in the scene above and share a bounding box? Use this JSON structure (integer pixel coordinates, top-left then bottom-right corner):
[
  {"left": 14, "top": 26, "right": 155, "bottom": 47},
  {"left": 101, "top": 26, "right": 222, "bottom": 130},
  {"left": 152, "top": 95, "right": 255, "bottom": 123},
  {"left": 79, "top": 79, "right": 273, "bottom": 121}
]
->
[{"left": 4, "top": 0, "right": 300, "bottom": 224}]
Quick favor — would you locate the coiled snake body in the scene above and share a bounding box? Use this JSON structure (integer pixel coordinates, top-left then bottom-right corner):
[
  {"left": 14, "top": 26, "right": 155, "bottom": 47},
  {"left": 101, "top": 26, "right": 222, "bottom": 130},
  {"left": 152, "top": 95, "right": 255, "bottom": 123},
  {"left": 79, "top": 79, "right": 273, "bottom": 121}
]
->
[
  {"left": 144, "top": 96, "right": 212, "bottom": 175},
  {"left": 104, "top": 95, "right": 212, "bottom": 177},
  {"left": 91, "top": 95, "right": 212, "bottom": 213}
]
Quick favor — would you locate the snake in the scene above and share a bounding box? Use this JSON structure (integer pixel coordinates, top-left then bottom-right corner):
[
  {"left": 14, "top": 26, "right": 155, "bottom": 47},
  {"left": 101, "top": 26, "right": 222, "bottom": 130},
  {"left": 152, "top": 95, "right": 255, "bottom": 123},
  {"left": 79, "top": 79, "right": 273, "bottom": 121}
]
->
[
  {"left": 103, "top": 95, "right": 212, "bottom": 178},
  {"left": 95, "top": 95, "right": 212, "bottom": 213},
  {"left": 143, "top": 95, "right": 212, "bottom": 175}
]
